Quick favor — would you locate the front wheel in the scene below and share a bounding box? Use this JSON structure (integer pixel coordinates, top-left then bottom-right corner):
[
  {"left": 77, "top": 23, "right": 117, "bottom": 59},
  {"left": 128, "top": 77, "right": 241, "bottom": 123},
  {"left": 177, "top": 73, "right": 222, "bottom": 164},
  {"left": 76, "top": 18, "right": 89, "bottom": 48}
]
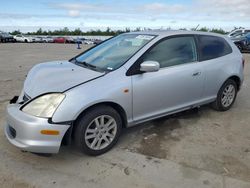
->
[
  {"left": 74, "top": 105, "right": 122, "bottom": 156},
  {"left": 212, "top": 79, "right": 237, "bottom": 111}
]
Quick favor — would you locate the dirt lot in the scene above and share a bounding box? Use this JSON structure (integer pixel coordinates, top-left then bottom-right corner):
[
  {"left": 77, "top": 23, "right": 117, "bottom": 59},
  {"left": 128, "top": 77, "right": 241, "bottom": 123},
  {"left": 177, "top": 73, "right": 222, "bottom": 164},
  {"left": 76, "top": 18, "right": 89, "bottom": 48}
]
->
[{"left": 0, "top": 43, "right": 250, "bottom": 188}]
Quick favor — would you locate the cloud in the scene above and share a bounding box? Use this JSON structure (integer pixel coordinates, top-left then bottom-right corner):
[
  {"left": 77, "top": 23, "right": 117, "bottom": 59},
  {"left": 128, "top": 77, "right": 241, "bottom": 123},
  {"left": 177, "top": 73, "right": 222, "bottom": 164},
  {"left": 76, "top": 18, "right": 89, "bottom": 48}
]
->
[
  {"left": 139, "top": 1, "right": 250, "bottom": 22},
  {"left": 0, "top": 13, "right": 32, "bottom": 19},
  {"left": 50, "top": 3, "right": 109, "bottom": 17},
  {"left": 68, "top": 10, "right": 80, "bottom": 17},
  {"left": 1, "top": 1, "right": 250, "bottom": 31},
  {"left": 56, "top": 3, "right": 96, "bottom": 10},
  {"left": 141, "top": 3, "right": 185, "bottom": 14},
  {"left": 51, "top": 2, "right": 186, "bottom": 18},
  {"left": 194, "top": 0, "right": 250, "bottom": 21}
]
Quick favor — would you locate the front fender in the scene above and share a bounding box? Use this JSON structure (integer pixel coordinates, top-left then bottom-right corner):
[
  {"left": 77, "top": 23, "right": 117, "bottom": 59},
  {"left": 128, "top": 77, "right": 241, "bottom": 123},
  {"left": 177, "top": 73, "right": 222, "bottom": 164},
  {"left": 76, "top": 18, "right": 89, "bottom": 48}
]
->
[{"left": 52, "top": 67, "right": 132, "bottom": 124}]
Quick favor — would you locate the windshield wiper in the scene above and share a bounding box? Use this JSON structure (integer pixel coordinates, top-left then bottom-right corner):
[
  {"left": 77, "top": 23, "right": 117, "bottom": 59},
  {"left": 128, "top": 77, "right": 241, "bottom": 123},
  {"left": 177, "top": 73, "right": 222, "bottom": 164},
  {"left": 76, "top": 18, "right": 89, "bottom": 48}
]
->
[
  {"left": 72, "top": 58, "right": 105, "bottom": 72},
  {"left": 81, "top": 61, "right": 97, "bottom": 69},
  {"left": 73, "top": 58, "right": 96, "bottom": 68}
]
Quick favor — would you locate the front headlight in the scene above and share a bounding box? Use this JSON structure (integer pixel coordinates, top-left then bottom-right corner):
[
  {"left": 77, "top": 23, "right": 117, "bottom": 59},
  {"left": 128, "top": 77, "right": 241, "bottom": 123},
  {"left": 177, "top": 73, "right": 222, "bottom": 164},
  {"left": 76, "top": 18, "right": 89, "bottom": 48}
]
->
[{"left": 22, "top": 93, "right": 65, "bottom": 118}]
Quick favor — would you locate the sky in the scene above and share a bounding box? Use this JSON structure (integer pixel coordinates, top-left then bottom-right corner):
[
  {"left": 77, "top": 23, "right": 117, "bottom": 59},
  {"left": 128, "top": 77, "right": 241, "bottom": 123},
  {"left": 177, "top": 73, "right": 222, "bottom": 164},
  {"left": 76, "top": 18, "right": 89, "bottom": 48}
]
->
[{"left": 0, "top": 0, "right": 249, "bottom": 32}]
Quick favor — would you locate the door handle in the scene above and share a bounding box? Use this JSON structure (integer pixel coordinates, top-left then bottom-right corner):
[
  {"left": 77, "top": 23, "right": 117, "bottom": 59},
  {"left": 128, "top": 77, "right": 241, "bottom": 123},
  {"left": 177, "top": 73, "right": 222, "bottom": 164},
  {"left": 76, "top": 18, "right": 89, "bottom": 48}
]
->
[{"left": 192, "top": 71, "right": 201, "bottom": 76}]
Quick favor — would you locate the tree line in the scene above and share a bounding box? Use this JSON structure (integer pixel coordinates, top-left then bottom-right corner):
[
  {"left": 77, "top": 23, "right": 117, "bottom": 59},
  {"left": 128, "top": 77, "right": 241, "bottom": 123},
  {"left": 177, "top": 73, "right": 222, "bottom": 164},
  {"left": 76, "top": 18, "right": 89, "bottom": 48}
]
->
[
  {"left": 9, "top": 26, "right": 231, "bottom": 36},
  {"left": 10, "top": 27, "right": 132, "bottom": 36}
]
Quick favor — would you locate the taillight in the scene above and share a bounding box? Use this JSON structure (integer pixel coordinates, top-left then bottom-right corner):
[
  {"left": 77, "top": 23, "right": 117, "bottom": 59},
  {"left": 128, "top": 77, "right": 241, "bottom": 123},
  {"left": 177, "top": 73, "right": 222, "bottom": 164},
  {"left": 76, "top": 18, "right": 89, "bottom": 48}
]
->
[{"left": 242, "top": 58, "right": 245, "bottom": 68}]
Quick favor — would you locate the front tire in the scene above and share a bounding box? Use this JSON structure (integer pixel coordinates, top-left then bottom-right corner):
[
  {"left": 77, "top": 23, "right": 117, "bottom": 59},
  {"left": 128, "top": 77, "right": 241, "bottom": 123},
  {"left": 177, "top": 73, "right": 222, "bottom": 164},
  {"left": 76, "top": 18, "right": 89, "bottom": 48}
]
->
[
  {"left": 212, "top": 79, "right": 237, "bottom": 111},
  {"left": 74, "top": 105, "right": 122, "bottom": 156}
]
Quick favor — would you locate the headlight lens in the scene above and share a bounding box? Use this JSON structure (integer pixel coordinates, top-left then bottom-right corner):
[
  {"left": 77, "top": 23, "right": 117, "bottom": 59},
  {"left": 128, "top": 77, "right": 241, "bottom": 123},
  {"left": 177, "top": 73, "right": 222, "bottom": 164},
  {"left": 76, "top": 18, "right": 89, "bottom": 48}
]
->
[{"left": 22, "top": 93, "right": 65, "bottom": 118}]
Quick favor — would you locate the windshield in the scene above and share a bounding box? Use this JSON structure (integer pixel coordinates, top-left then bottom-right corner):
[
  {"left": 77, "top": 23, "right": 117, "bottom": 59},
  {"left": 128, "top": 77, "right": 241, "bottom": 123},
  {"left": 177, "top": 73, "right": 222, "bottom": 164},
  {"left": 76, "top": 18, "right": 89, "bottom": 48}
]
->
[{"left": 73, "top": 34, "right": 155, "bottom": 71}]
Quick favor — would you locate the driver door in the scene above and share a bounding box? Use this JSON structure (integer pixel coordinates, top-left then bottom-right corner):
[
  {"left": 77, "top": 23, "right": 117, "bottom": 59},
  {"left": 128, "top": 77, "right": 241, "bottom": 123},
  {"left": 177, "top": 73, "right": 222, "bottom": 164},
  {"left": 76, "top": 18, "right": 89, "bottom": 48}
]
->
[{"left": 131, "top": 36, "right": 205, "bottom": 122}]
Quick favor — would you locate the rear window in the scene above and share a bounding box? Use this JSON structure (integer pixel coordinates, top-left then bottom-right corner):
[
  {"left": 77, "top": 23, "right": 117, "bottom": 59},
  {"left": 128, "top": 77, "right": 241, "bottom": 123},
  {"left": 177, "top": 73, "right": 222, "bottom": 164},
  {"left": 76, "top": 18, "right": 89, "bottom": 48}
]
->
[{"left": 198, "top": 35, "right": 232, "bottom": 61}]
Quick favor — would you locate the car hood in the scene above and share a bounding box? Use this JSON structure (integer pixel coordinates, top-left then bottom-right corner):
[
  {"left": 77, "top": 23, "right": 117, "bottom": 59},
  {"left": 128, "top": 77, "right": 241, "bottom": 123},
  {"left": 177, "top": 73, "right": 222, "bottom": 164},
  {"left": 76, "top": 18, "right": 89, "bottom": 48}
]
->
[{"left": 24, "top": 61, "right": 105, "bottom": 98}]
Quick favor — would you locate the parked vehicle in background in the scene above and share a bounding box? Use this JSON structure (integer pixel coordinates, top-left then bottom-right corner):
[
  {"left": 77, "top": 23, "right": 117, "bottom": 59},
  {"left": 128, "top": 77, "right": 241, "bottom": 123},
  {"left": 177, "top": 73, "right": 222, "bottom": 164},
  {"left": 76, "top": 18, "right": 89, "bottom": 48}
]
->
[
  {"left": 0, "top": 31, "right": 14, "bottom": 42},
  {"left": 43, "top": 36, "right": 54, "bottom": 43},
  {"left": 228, "top": 28, "right": 250, "bottom": 38},
  {"left": 83, "top": 40, "right": 94, "bottom": 45},
  {"left": 14, "top": 34, "right": 33, "bottom": 43},
  {"left": 33, "top": 37, "right": 44, "bottom": 43},
  {"left": 53, "top": 37, "right": 75, "bottom": 43},
  {"left": 65, "top": 37, "right": 76, "bottom": 43},
  {"left": 53, "top": 37, "right": 66, "bottom": 43},
  {"left": 77, "top": 38, "right": 86, "bottom": 44},
  {"left": 79, "top": 37, "right": 86, "bottom": 41},
  {"left": 93, "top": 39, "right": 103, "bottom": 45},
  {"left": 5, "top": 31, "right": 244, "bottom": 156},
  {"left": 78, "top": 38, "right": 103, "bottom": 45},
  {"left": 231, "top": 32, "right": 250, "bottom": 52}
]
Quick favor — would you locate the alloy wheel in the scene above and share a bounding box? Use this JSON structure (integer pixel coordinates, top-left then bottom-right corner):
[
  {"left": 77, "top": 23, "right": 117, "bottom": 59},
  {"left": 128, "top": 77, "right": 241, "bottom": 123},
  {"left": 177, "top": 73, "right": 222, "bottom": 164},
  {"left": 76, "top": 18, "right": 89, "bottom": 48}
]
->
[
  {"left": 221, "top": 84, "right": 236, "bottom": 108},
  {"left": 84, "top": 115, "right": 117, "bottom": 150}
]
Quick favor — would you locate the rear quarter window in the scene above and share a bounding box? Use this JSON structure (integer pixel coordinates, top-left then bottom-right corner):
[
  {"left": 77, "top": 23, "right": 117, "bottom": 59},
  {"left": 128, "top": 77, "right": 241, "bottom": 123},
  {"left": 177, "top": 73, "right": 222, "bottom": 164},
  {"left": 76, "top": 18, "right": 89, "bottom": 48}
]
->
[{"left": 198, "top": 35, "right": 232, "bottom": 61}]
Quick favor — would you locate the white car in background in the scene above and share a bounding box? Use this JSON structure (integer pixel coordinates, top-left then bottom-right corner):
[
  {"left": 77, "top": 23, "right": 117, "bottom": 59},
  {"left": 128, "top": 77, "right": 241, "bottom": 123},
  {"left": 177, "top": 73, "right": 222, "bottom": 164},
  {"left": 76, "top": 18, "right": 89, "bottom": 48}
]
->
[
  {"left": 14, "top": 34, "right": 33, "bottom": 43},
  {"left": 33, "top": 37, "right": 44, "bottom": 43},
  {"left": 228, "top": 28, "right": 250, "bottom": 38},
  {"left": 43, "top": 36, "right": 54, "bottom": 43},
  {"left": 83, "top": 40, "right": 94, "bottom": 45}
]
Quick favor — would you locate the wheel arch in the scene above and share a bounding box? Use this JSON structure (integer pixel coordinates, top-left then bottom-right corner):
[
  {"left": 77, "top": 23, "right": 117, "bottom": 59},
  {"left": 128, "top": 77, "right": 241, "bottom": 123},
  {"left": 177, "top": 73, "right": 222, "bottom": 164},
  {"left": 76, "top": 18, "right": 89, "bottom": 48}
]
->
[
  {"left": 227, "top": 75, "right": 241, "bottom": 91},
  {"left": 62, "top": 101, "right": 128, "bottom": 145},
  {"left": 73, "top": 102, "right": 127, "bottom": 137},
  {"left": 77, "top": 102, "right": 128, "bottom": 127},
  {"left": 212, "top": 75, "right": 240, "bottom": 111}
]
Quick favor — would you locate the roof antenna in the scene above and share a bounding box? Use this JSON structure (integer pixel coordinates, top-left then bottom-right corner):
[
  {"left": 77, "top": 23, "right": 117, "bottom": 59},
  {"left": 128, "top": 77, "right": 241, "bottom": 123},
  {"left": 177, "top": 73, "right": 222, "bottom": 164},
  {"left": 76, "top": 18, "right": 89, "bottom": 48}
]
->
[{"left": 194, "top": 24, "right": 200, "bottom": 31}]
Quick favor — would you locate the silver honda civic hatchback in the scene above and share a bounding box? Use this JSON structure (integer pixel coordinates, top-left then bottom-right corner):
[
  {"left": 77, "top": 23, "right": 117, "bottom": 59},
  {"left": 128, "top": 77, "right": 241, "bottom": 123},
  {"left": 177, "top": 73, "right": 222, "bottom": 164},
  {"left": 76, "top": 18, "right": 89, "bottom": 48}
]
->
[{"left": 5, "top": 31, "right": 244, "bottom": 155}]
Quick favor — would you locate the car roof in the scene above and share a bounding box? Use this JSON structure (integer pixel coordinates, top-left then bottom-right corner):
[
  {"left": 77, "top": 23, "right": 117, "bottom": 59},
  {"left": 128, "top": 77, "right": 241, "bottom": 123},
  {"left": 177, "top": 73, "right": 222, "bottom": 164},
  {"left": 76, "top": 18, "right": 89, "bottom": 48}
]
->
[{"left": 127, "top": 30, "right": 225, "bottom": 38}]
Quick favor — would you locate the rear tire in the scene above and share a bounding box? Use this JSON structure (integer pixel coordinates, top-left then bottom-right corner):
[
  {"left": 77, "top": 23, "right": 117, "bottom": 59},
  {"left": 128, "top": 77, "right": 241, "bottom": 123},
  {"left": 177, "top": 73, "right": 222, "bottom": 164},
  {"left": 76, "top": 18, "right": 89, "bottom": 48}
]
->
[
  {"left": 212, "top": 79, "right": 237, "bottom": 111},
  {"left": 74, "top": 105, "right": 122, "bottom": 156}
]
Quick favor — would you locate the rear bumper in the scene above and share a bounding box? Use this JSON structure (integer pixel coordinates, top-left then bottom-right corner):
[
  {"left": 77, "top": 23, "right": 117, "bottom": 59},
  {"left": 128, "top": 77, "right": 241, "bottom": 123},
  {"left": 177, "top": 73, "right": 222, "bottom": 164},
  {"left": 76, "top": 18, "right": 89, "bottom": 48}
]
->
[{"left": 5, "top": 103, "right": 70, "bottom": 153}]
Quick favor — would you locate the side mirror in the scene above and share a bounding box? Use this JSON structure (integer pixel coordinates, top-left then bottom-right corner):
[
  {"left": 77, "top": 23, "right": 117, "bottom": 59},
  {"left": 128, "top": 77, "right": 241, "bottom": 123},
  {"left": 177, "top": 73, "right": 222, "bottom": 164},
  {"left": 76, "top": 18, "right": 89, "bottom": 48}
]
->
[{"left": 140, "top": 61, "right": 160, "bottom": 72}]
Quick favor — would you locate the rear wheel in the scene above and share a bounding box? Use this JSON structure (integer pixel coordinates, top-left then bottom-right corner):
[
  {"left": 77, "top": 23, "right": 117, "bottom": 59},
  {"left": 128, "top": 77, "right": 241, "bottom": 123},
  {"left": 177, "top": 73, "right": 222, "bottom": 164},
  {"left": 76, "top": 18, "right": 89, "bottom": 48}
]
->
[
  {"left": 212, "top": 79, "right": 237, "bottom": 111},
  {"left": 74, "top": 105, "right": 122, "bottom": 156}
]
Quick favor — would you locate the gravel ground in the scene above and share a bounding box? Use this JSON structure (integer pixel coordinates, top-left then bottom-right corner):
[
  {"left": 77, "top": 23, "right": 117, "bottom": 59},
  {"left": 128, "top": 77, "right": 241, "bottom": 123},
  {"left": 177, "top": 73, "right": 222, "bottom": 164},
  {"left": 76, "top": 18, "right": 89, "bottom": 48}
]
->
[{"left": 0, "top": 43, "right": 250, "bottom": 188}]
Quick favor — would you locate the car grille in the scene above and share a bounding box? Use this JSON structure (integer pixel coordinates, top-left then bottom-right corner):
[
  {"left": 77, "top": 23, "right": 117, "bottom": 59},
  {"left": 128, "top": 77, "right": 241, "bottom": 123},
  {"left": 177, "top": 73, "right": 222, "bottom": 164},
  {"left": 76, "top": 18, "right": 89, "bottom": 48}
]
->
[{"left": 8, "top": 126, "right": 16, "bottom": 138}]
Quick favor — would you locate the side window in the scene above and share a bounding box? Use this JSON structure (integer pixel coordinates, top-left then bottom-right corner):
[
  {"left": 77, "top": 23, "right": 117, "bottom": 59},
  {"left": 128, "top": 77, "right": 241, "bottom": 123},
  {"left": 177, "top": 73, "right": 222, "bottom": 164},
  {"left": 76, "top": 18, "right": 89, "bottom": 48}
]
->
[
  {"left": 141, "top": 36, "right": 197, "bottom": 68},
  {"left": 198, "top": 35, "right": 232, "bottom": 61}
]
